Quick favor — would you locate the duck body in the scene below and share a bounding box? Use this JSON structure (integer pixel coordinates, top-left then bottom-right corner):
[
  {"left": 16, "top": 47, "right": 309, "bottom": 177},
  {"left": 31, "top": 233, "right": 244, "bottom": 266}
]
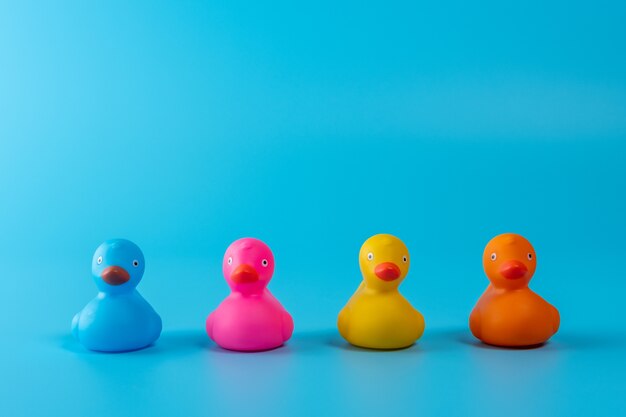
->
[
  {"left": 470, "top": 285, "right": 559, "bottom": 347},
  {"left": 73, "top": 290, "right": 162, "bottom": 352},
  {"left": 470, "top": 233, "right": 559, "bottom": 347},
  {"left": 207, "top": 289, "right": 293, "bottom": 351},
  {"left": 337, "top": 234, "right": 425, "bottom": 350},
  {"left": 339, "top": 284, "right": 425, "bottom": 349}
]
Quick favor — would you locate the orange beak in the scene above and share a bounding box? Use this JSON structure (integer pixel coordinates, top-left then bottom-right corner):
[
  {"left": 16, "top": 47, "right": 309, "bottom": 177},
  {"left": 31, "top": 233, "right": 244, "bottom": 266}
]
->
[
  {"left": 499, "top": 260, "right": 528, "bottom": 280},
  {"left": 374, "top": 262, "right": 401, "bottom": 281},
  {"left": 230, "top": 264, "right": 259, "bottom": 283},
  {"left": 101, "top": 266, "right": 130, "bottom": 286}
]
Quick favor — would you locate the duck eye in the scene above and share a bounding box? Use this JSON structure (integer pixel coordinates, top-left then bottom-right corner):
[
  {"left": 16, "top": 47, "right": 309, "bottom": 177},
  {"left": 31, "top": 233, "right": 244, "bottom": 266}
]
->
[
  {"left": 97, "top": 256, "right": 103, "bottom": 265},
  {"left": 527, "top": 253, "right": 533, "bottom": 260},
  {"left": 403, "top": 256, "right": 408, "bottom": 263},
  {"left": 367, "top": 252, "right": 374, "bottom": 261},
  {"left": 132, "top": 260, "right": 139, "bottom": 267},
  {"left": 261, "top": 259, "right": 269, "bottom": 267},
  {"left": 227, "top": 257, "right": 233, "bottom": 265},
  {"left": 490, "top": 253, "right": 497, "bottom": 261}
]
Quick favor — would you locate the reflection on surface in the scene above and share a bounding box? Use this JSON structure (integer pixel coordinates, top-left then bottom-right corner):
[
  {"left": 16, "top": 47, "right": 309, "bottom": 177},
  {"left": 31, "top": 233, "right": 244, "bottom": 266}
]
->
[{"left": 21, "top": 326, "right": 626, "bottom": 417}]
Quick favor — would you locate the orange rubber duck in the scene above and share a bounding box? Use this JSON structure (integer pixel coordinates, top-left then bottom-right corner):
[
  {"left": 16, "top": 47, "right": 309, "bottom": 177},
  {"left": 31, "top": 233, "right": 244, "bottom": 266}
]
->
[{"left": 470, "top": 233, "right": 560, "bottom": 347}]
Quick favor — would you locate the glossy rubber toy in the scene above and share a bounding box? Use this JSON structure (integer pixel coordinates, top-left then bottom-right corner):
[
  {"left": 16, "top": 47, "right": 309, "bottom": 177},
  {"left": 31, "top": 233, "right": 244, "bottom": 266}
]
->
[
  {"left": 470, "top": 233, "right": 560, "bottom": 347},
  {"left": 338, "top": 234, "right": 425, "bottom": 349},
  {"left": 206, "top": 238, "right": 294, "bottom": 351},
  {"left": 72, "top": 239, "right": 162, "bottom": 352}
]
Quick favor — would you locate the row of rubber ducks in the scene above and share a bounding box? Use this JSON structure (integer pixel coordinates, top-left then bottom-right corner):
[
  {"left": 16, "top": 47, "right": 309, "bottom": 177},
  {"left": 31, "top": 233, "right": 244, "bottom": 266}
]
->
[{"left": 72, "top": 233, "right": 560, "bottom": 352}]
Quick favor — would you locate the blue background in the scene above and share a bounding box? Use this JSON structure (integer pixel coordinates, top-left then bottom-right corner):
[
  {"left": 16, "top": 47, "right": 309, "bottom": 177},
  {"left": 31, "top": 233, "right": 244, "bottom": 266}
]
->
[{"left": 1, "top": 1, "right": 625, "bottom": 416}]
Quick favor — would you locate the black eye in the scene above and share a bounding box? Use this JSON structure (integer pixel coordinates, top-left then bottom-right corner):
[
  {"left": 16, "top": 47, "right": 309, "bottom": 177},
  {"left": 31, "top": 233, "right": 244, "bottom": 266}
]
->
[
  {"left": 97, "top": 256, "right": 103, "bottom": 265},
  {"left": 403, "top": 256, "right": 407, "bottom": 263},
  {"left": 132, "top": 260, "right": 139, "bottom": 267},
  {"left": 490, "top": 253, "right": 497, "bottom": 261},
  {"left": 527, "top": 253, "right": 533, "bottom": 260},
  {"left": 261, "top": 259, "right": 269, "bottom": 267}
]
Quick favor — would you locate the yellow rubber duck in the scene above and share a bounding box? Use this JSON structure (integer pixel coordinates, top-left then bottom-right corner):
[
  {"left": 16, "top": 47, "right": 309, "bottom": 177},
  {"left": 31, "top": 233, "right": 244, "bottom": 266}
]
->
[{"left": 337, "top": 234, "right": 425, "bottom": 349}]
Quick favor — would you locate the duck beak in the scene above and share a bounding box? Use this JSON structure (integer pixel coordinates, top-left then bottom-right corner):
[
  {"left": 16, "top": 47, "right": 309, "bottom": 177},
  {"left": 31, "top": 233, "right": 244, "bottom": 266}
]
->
[
  {"left": 499, "top": 260, "right": 528, "bottom": 279},
  {"left": 101, "top": 266, "right": 130, "bottom": 285},
  {"left": 231, "top": 264, "right": 259, "bottom": 283},
  {"left": 375, "top": 262, "right": 401, "bottom": 281}
]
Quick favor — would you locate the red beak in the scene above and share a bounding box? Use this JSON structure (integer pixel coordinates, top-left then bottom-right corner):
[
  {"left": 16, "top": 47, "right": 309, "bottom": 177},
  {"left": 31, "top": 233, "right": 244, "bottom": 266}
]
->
[
  {"left": 230, "top": 264, "right": 259, "bottom": 283},
  {"left": 374, "top": 262, "right": 401, "bottom": 281},
  {"left": 101, "top": 266, "right": 130, "bottom": 286},
  {"left": 499, "top": 260, "right": 528, "bottom": 280}
]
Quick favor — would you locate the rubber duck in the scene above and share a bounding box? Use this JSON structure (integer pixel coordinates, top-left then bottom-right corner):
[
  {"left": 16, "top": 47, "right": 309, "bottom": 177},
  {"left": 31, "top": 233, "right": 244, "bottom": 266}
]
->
[
  {"left": 72, "top": 239, "right": 162, "bottom": 352},
  {"left": 337, "top": 234, "right": 425, "bottom": 349},
  {"left": 470, "top": 233, "right": 560, "bottom": 347},
  {"left": 206, "top": 238, "right": 294, "bottom": 351}
]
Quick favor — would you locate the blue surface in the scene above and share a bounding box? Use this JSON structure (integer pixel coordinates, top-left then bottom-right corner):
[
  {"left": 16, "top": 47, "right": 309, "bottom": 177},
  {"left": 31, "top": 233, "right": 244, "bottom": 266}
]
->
[{"left": 1, "top": 1, "right": 626, "bottom": 416}]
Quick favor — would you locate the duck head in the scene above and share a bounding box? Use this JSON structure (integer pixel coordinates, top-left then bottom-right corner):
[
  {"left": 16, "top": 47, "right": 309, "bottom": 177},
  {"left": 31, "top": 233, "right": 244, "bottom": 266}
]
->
[
  {"left": 92, "top": 239, "right": 145, "bottom": 294},
  {"left": 223, "top": 238, "right": 274, "bottom": 294},
  {"left": 359, "top": 234, "right": 410, "bottom": 291},
  {"left": 483, "top": 233, "right": 536, "bottom": 290}
]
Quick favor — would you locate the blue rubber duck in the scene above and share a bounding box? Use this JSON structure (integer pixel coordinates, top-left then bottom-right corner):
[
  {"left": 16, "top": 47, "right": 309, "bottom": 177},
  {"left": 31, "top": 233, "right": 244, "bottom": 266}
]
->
[{"left": 72, "top": 239, "right": 162, "bottom": 352}]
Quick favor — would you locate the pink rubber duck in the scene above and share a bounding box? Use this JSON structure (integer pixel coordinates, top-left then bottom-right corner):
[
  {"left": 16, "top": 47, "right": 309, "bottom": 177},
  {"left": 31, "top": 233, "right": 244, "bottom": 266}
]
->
[{"left": 206, "top": 238, "right": 294, "bottom": 351}]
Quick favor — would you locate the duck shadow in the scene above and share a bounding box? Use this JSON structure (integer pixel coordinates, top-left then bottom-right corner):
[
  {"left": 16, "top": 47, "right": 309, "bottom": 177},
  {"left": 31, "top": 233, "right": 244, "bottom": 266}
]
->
[
  {"left": 322, "top": 329, "right": 427, "bottom": 353},
  {"left": 201, "top": 329, "right": 340, "bottom": 356},
  {"left": 455, "top": 331, "right": 548, "bottom": 351},
  {"left": 204, "top": 343, "right": 291, "bottom": 356}
]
